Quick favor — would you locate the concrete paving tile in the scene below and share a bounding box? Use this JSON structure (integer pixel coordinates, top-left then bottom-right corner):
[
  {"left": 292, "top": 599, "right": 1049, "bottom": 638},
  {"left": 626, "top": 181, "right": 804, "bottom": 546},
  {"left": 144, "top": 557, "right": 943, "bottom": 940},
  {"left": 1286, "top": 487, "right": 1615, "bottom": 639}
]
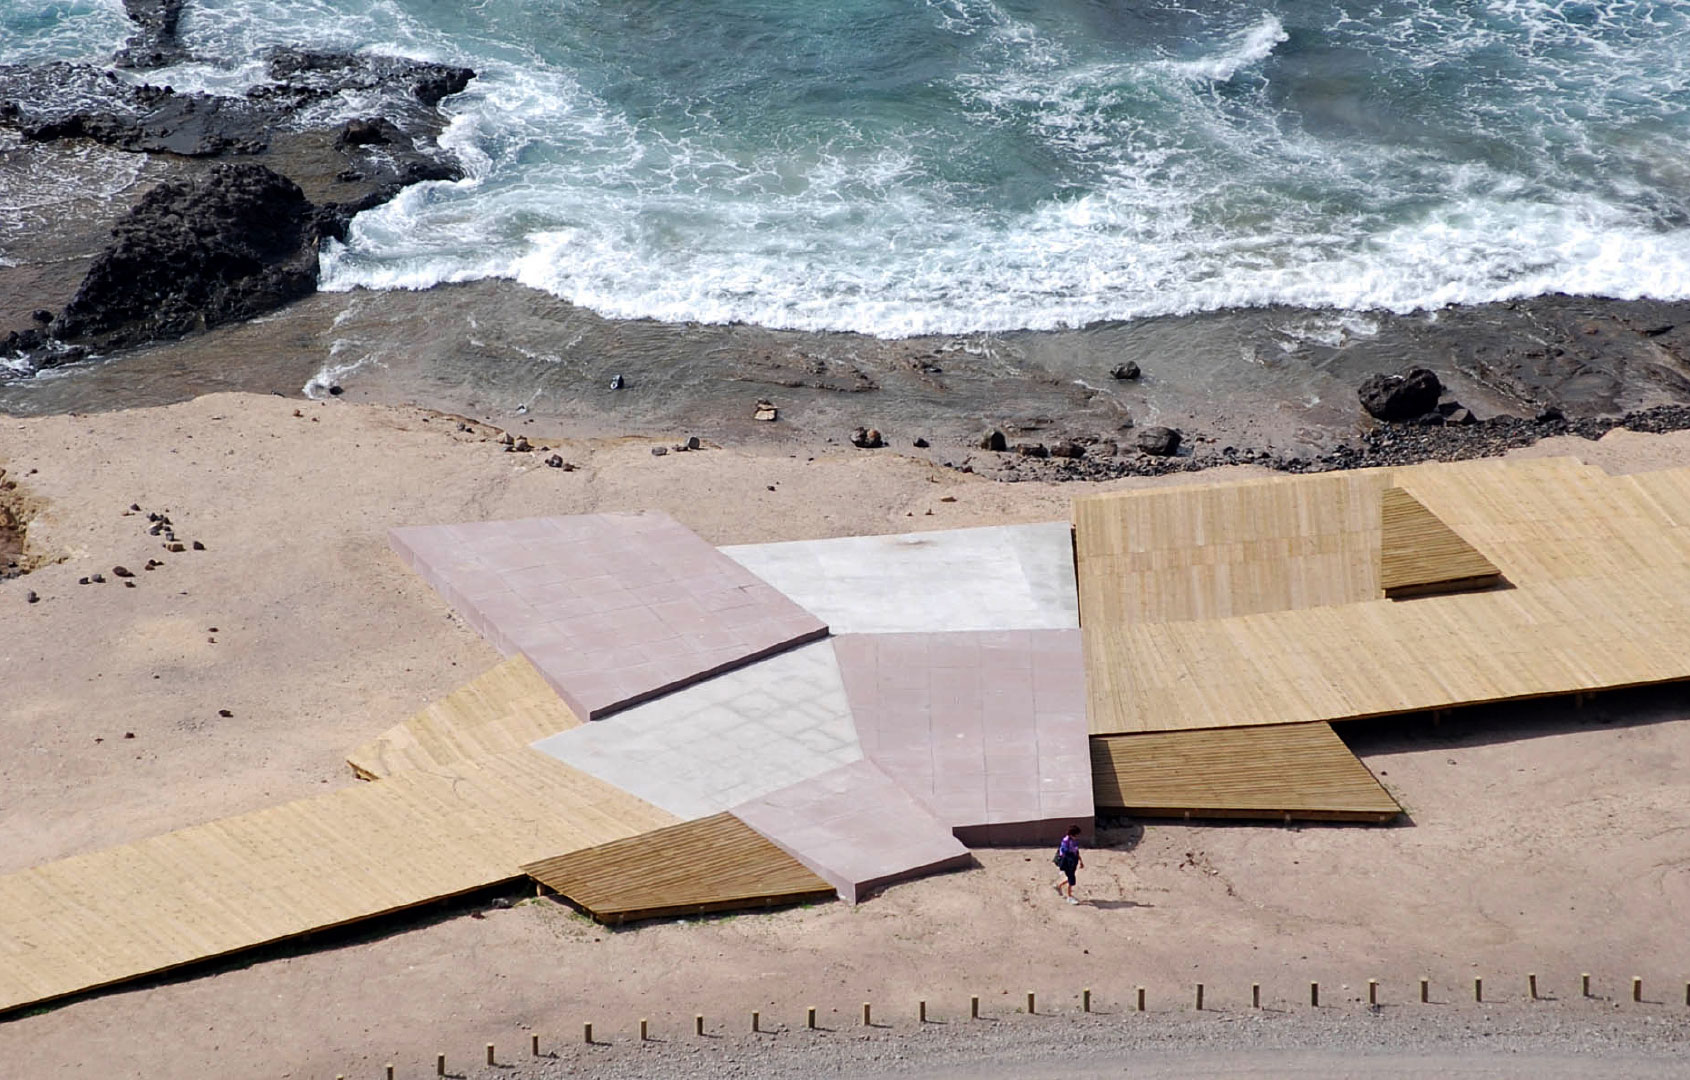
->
[
  {"left": 731, "top": 761, "right": 971, "bottom": 903},
  {"left": 834, "top": 629, "right": 1093, "bottom": 844},
  {"left": 392, "top": 512, "right": 828, "bottom": 719},
  {"left": 529, "top": 641, "right": 861, "bottom": 820},
  {"left": 721, "top": 522, "right": 1079, "bottom": 634}
]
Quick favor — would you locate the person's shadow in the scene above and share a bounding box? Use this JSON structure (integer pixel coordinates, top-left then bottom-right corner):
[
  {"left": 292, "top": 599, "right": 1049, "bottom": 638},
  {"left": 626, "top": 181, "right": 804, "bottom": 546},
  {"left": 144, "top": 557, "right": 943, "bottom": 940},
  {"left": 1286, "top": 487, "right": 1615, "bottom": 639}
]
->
[{"left": 1084, "top": 898, "right": 1153, "bottom": 910}]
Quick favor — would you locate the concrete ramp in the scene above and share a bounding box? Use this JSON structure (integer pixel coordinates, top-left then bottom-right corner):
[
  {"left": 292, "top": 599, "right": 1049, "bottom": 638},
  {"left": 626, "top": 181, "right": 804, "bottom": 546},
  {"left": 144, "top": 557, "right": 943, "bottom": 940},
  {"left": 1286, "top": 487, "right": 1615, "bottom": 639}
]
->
[
  {"left": 391, "top": 512, "right": 827, "bottom": 719},
  {"left": 732, "top": 761, "right": 972, "bottom": 903}
]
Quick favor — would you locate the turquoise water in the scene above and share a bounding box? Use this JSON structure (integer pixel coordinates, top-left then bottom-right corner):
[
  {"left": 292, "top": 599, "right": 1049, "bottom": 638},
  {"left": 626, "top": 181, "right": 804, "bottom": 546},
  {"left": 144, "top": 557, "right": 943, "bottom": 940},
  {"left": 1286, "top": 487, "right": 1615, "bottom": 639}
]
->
[{"left": 6, "top": 0, "right": 1690, "bottom": 335}]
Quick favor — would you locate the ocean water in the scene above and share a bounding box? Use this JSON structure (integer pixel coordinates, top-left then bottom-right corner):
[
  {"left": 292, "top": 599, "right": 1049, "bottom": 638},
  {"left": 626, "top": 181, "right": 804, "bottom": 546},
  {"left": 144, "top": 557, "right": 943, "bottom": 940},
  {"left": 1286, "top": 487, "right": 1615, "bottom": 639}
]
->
[{"left": 6, "top": 0, "right": 1690, "bottom": 337}]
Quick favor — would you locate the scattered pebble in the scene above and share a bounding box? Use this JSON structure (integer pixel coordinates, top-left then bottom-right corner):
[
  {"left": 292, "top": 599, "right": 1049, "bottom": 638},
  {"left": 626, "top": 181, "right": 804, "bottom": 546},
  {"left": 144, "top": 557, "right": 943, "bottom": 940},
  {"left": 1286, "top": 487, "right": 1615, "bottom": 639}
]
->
[
  {"left": 192, "top": 540, "right": 205, "bottom": 551},
  {"left": 112, "top": 566, "right": 133, "bottom": 578},
  {"left": 651, "top": 446, "right": 668, "bottom": 457},
  {"left": 26, "top": 590, "right": 39, "bottom": 603},
  {"left": 218, "top": 709, "right": 233, "bottom": 718}
]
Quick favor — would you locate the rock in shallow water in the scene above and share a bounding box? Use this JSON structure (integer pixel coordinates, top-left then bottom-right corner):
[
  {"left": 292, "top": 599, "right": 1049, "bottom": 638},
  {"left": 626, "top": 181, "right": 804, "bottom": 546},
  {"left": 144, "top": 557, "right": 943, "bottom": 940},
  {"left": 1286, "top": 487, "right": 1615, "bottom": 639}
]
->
[
  {"left": 53, "top": 163, "right": 322, "bottom": 351},
  {"left": 1358, "top": 367, "right": 1442, "bottom": 421}
]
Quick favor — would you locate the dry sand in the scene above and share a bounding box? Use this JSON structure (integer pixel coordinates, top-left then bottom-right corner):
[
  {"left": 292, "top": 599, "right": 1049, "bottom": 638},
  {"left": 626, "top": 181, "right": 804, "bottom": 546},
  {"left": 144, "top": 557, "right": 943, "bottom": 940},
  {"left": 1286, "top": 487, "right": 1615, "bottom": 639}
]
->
[{"left": 1, "top": 393, "right": 1688, "bottom": 1079}]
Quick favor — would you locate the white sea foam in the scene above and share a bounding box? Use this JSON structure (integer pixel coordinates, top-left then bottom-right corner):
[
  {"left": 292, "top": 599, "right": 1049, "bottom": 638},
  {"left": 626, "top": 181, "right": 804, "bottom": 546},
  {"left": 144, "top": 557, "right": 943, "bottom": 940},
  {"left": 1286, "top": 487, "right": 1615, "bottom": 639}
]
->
[
  {"left": 1163, "top": 15, "right": 1288, "bottom": 83},
  {"left": 100, "top": 0, "right": 1690, "bottom": 338}
]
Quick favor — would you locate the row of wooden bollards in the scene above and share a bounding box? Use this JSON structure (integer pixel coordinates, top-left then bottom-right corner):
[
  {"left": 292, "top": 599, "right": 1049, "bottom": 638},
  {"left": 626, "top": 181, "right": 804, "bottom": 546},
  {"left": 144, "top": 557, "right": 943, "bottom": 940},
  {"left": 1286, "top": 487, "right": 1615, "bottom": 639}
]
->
[{"left": 344, "top": 975, "right": 1688, "bottom": 1078}]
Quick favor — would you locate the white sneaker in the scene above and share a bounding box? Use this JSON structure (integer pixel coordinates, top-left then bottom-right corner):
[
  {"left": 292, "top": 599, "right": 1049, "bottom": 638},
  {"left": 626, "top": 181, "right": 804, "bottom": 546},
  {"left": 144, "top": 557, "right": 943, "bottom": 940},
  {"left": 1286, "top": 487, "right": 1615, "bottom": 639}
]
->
[{"left": 1066, "top": 896, "right": 1079, "bottom": 905}]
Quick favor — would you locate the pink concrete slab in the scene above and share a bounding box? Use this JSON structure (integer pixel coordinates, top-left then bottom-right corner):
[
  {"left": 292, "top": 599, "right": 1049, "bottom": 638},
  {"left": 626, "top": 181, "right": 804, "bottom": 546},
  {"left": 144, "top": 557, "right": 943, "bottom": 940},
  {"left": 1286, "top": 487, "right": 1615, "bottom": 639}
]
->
[
  {"left": 391, "top": 512, "right": 828, "bottom": 718},
  {"left": 832, "top": 630, "right": 1094, "bottom": 845},
  {"left": 731, "top": 761, "right": 971, "bottom": 903}
]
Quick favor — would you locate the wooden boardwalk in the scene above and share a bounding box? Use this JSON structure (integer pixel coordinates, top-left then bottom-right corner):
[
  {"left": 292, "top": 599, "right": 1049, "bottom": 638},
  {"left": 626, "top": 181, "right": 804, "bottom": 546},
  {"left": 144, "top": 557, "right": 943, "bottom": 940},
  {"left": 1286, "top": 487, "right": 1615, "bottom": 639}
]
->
[
  {"left": 0, "top": 750, "right": 675, "bottom": 1014},
  {"left": 523, "top": 813, "right": 835, "bottom": 924},
  {"left": 1077, "top": 460, "right": 1690, "bottom": 735},
  {"left": 346, "top": 656, "right": 582, "bottom": 779},
  {"left": 1091, "top": 723, "right": 1401, "bottom": 822},
  {"left": 1378, "top": 487, "right": 1500, "bottom": 598}
]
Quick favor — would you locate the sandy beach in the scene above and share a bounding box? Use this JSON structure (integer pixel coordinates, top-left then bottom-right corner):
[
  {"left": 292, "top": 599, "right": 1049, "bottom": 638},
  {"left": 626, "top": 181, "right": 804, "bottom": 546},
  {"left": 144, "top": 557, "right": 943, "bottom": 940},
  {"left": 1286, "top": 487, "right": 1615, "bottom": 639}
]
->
[{"left": 2, "top": 392, "right": 1688, "bottom": 1078}]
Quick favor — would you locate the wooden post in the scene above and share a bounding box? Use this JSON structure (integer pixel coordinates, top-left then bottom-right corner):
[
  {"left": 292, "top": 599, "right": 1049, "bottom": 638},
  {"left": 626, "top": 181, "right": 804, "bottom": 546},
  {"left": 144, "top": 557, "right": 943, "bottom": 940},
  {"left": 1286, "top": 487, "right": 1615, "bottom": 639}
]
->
[
  {"left": 1136, "top": 986, "right": 1146, "bottom": 1012},
  {"left": 1529, "top": 973, "right": 1538, "bottom": 1000},
  {"left": 1083, "top": 988, "right": 1091, "bottom": 1013},
  {"left": 1026, "top": 990, "right": 1036, "bottom": 1015},
  {"left": 1368, "top": 979, "right": 1378, "bottom": 1006},
  {"left": 1633, "top": 977, "right": 1642, "bottom": 1003},
  {"left": 436, "top": 1052, "right": 445, "bottom": 1077},
  {"left": 1252, "top": 983, "right": 1261, "bottom": 1009},
  {"left": 807, "top": 1007, "right": 816, "bottom": 1029},
  {"left": 1474, "top": 977, "right": 1482, "bottom": 1003},
  {"left": 1194, "top": 984, "right": 1204, "bottom": 1011},
  {"left": 1582, "top": 973, "right": 1591, "bottom": 997},
  {"left": 486, "top": 1043, "right": 496, "bottom": 1066},
  {"left": 1420, "top": 977, "right": 1429, "bottom": 1003},
  {"left": 640, "top": 1019, "right": 649, "bottom": 1041},
  {"left": 919, "top": 1000, "right": 927, "bottom": 1023},
  {"left": 1310, "top": 981, "right": 1319, "bottom": 1007},
  {"left": 863, "top": 1002, "right": 872, "bottom": 1026},
  {"left": 695, "top": 1014, "right": 705, "bottom": 1036},
  {"left": 583, "top": 1022, "right": 592, "bottom": 1045},
  {"left": 386, "top": 1066, "right": 395, "bottom": 1080},
  {"left": 752, "top": 1010, "right": 760, "bottom": 1033},
  {"left": 971, "top": 995, "right": 980, "bottom": 1019}
]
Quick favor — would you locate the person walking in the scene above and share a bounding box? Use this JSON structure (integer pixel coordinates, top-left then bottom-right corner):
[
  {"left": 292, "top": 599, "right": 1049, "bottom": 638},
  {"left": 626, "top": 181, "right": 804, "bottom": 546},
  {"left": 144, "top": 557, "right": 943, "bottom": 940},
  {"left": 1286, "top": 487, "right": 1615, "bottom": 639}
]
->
[{"left": 1053, "top": 824, "right": 1084, "bottom": 904}]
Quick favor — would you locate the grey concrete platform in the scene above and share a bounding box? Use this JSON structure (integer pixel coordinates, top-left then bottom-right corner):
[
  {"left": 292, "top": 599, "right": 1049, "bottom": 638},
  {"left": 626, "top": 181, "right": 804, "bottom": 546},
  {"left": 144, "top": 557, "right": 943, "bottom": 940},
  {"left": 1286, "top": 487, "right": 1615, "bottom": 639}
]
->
[
  {"left": 720, "top": 522, "right": 1079, "bottom": 635},
  {"left": 732, "top": 760, "right": 973, "bottom": 903},
  {"left": 832, "top": 630, "right": 1094, "bottom": 845},
  {"left": 528, "top": 641, "right": 861, "bottom": 820},
  {"left": 390, "top": 512, "right": 828, "bottom": 719}
]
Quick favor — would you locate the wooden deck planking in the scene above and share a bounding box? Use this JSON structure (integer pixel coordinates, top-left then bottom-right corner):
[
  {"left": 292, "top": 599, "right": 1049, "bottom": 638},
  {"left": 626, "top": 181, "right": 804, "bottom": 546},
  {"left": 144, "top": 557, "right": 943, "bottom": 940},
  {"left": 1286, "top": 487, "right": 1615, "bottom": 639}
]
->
[
  {"left": 1078, "top": 459, "right": 1690, "bottom": 735},
  {"left": 346, "top": 656, "right": 582, "bottom": 779},
  {"left": 522, "top": 812, "right": 836, "bottom": 924},
  {"left": 1378, "top": 487, "right": 1501, "bottom": 597},
  {"left": 1090, "top": 723, "right": 1400, "bottom": 821},
  {"left": 1087, "top": 567, "right": 1690, "bottom": 734},
  {"left": 0, "top": 749, "right": 676, "bottom": 1014}
]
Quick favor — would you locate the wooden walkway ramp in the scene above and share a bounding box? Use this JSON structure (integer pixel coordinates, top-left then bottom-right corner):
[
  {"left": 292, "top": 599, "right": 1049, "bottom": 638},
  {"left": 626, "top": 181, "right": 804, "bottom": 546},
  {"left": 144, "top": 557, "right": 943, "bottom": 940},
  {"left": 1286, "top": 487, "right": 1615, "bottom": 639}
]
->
[
  {"left": 346, "top": 656, "right": 583, "bottom": 779},
  {"left": 1091, "top": 723, "right": 1401, "bottom": 822},
  {"left": 523, "top": 813, "right": 835, "bottom": 924},
  {"left": 0, "top": 750, "right": 675, "bottom": 1014}
]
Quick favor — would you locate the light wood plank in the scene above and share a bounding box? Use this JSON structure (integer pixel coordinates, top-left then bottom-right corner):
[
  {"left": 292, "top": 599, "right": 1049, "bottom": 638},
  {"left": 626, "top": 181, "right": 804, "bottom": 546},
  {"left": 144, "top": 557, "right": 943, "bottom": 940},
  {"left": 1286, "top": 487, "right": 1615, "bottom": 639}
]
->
[
  {"left": 1378, "top": 487, "right": 1501, "bottom": 597},
  {"left": 523, "top": 812, "right": 836, "bottom": 924},
  {"left": 345, "top": 656, "right": 583, "bottom": 779},
  {"left": 1090, "top": 723, "right": 1400, "bottom": 821},
  {"left": 0, "top": 750, "right": 676, "bottom": 1014}
]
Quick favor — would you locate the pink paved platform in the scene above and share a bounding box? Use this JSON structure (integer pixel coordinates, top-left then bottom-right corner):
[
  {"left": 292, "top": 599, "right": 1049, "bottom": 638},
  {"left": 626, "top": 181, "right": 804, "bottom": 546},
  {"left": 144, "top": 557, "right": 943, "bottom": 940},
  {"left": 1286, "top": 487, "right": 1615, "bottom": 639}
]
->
[
  {"left": 731, "top": 761, "right": 972, "bottom": 903},
  {"left": 832, "top": 631, "right": 1094, "bottom": 845},
  {"left": 391, "top": 512, "right": 829, "bottom": 719}
]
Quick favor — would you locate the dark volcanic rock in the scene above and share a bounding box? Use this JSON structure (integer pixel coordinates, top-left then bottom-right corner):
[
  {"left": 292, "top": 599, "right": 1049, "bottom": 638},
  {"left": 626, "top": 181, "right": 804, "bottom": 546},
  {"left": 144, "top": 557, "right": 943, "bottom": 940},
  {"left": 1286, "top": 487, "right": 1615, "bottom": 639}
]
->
[
  {"left": 1358, "top": 366, "right": 1442, "bottom": 421},
  {"left": 979, "top": 429, "right": 1008, "bottom": 452},
  {"left": 3, "top": 52, "right": 474, "bottom": 158},
  {"left": 114, "top": 0, "right": 188, "bottom": 70},
  {"left": 1109, "top": 361, "right": 1140, "bottom": 381},
  {"left": 259, "top": 49, "right": 474, "bottom": 112},
  {"left": 1136, "top": 426, "right": 1182, "bottom": 456},
  {"left": 54, "top": 163, "right": 322, "bottom": 350}
]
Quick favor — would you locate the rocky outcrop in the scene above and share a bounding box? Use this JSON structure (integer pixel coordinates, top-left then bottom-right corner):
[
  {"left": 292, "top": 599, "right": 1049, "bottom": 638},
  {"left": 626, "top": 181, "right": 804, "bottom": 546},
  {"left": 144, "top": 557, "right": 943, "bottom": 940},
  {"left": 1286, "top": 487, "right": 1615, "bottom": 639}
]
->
[
  {"left": 0, "top": 51, "right": 473, "bottom": 158},
  {"left": 52, "top": 164, "right": 323, "bottom": 351},
  {"left": 114, "top": 0, "right": 188, "bottom": 70},
  {"left": 0, "top": 33, "right": 475, "bottom": 368},
  {"left": 1358, "top": 367, "right": 1442, "bottom": 421}
]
